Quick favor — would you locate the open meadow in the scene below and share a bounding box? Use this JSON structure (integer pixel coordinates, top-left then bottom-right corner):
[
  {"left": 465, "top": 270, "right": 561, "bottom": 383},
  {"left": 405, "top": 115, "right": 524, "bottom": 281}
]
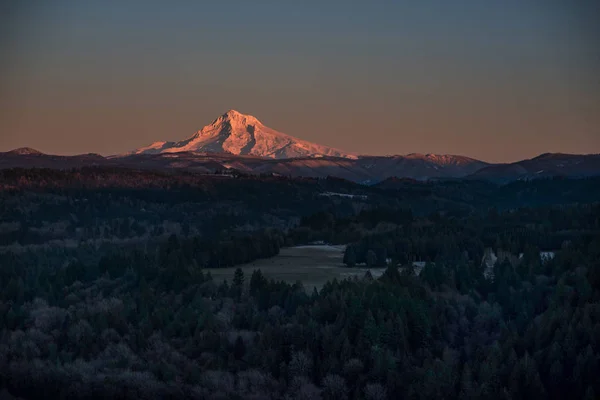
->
[{"left": 206, "top": 244, "right": 386, "bottom": 291}]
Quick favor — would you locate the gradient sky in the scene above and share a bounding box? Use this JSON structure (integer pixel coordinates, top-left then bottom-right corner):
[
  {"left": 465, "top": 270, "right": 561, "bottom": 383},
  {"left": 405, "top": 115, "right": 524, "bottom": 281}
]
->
[{"left": 1, "top": 0, "right": 599, "bottom": 162}]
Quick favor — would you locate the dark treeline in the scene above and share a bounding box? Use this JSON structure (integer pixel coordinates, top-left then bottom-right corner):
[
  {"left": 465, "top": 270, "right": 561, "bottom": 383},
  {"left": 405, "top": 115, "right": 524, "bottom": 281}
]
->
[
  {"left": 343, "top": 204, "right": 600, "bottom": 267},
  {"left": 0, "top": 168, "right": 376, "bottom": 251},
  {"left": 1, "top": 169, "right": 600, "bottom": 399},
  {"left": 0, "top": 203, "right": 599, "bottom": 398},
  {"left": 0, "top": 228, "right": 284, "bottom": 301},
  {"left": 287, "top": 208, "right": 415, "bottom": 246},
  {"left": 373, "top": 176, "right": 600, "bottom": 211}
]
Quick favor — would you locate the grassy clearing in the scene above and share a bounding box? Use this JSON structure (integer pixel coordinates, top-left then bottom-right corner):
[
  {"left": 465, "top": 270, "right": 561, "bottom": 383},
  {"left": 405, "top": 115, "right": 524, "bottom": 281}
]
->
[{"left": 205, "top": 245, "right": 386, "bottom": 292}]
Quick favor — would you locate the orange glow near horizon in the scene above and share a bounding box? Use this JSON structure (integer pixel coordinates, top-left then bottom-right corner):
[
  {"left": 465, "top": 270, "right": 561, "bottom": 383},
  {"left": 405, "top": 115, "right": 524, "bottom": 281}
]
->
[{"left": 1, "top": 1, "right": 599, "bottom": 163}]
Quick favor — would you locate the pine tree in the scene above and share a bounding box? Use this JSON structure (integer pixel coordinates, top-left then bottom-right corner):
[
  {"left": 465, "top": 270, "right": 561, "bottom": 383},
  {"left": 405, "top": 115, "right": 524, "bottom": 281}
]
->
[
  {"left": 583, "top": 386, "right": 596, "bottom": 400},
  {"left": 233, "top": 268, "right": 245, "bottom": 287},
  {"left": 234, "top": 335, "right": 246, "bottom": 360},
  {"left": 366, "top": 250, "right": 377, "bottom": 268},
  {"left": 343, "top": 246, "right": 356, "bottom": 267},
  {"left": 249, "top": 269, "right": 266, "bottom": 296},
  {"left": 460, "top": 364, "right": 477, "bottom": 399},
  {"left": 364, "top": 311, "right": 380, "bottom": 346}
]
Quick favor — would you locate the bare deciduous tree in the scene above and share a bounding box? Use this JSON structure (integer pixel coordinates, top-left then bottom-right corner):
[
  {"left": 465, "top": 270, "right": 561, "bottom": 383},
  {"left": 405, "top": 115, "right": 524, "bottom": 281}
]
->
[
  {"left": 364, "top": 383, "right": 387, "bottom": 400},
  {"left": 289, "top": 351, "right": 313, "bottom": 379},
  {"left": 322, "top": 374, "right": 348, "bottom": 400}
]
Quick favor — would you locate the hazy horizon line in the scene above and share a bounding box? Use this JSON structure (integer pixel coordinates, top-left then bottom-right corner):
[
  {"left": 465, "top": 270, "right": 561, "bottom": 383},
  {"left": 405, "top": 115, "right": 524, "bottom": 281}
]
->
[{"left": 2, "top": 144, "right": 598, "bottom": 165}]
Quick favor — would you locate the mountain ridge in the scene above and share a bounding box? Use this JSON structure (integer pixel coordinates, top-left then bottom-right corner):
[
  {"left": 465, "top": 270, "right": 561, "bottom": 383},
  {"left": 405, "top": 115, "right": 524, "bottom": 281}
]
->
[
  {"left": 3, "top": 109, "right": 599, "bottom": 182},
  {"left": 2, "top": 147, "right": 598, "bottom": 183},
  {"left": 469, "top": 153, "right": 600, "bottom": 183}
]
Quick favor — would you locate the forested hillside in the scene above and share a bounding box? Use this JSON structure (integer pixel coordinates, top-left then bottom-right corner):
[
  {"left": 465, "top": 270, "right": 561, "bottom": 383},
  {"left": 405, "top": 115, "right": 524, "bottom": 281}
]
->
[{"left": 0, "top": 168, "right": 599, "bottom": 399}]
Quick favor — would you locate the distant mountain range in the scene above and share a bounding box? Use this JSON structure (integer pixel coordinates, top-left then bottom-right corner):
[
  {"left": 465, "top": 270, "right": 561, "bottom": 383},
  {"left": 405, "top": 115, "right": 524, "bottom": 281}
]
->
[
  {"left": 2, "top": 110, "right": 599, "bottom": 183},
  {"left": 468, "top": 153, "right": 600, "bottom": 183}
]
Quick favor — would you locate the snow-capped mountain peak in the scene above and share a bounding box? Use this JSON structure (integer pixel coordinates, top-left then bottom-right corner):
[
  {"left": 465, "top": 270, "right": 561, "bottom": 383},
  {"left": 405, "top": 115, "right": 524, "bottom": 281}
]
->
[
  {"left": 131, "top": 110, "right": 357, "bottom": 159},
  {"left": 216, "top": 109, "right": 261, "bottom": 127}
]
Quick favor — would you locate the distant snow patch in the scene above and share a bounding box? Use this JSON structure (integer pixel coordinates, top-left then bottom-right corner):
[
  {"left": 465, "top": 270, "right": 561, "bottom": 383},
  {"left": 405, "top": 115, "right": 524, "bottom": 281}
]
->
[
  {"left": 294, "top": 245, "right": 345, "bottom": 252},
  {"left": 540, "top": 251, "right": 555, "bottom": 262},
  {"left": 319, "top": 192, "right": 367, "bottom": 200}
]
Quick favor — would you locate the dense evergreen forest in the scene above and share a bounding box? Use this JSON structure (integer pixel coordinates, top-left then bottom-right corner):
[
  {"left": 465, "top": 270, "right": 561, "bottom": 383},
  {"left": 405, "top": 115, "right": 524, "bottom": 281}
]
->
[{"left": 0, "top": 168, "right": 599, "bottom": 399}]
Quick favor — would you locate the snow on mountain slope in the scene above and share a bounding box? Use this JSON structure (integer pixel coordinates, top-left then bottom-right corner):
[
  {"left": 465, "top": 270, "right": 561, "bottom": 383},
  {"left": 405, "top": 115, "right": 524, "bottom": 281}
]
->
[
  {"left": 7, "top": 147, "right": 44, "bottom": 155},
  {"left": 131, "top": 110, "right": 357, "bottom": 159}
]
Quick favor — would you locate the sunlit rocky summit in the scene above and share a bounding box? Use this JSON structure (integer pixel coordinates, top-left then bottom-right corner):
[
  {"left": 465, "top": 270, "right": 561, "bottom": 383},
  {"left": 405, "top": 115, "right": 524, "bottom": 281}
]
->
[{"left": 132, "top": 110, "right": 357, "bottom": 159}]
